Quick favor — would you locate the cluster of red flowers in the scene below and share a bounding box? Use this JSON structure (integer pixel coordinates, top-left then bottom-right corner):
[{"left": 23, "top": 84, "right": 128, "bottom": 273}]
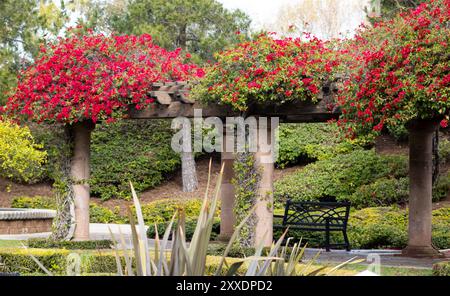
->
[
  {"left": 2, "top": 29, "right": 203, "bottom": 124},
  {"left": 191, "top": 33, "right": 340, "bottom": 111},
  {"left": 338, "top": 0, "right": 450, "bottom": 137}
]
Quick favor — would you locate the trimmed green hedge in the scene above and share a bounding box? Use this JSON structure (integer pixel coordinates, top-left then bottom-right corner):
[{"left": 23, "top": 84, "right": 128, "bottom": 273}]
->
[
  {"left": 147, "top": 218, "right": 221, "bottom": 241},
  {"left": 274, "top": 207, "right": 450, "bottom": 250},
  {"left": 275, "top": 150, "right": 409, "bottom": 208},
  {"left": 276, "top": 123, "right": 366, "bottom": 168},
  {"left": 0, "top": 249, "right": 120, "bottom": 275},
  {"left": 11, "top": 196, "right": 55, "bottom": 210},
  {"left": 90, "top": 120, "right": 180, "bottom": 200},
  {"left": 28, "top": 239, "right": 112, "bottom": 250},
  {"left": 433, "top": 261, "right": 450, "bottom": 276},
  {"left": 11, "top": 196, "right": 126, "bottom": 224}
]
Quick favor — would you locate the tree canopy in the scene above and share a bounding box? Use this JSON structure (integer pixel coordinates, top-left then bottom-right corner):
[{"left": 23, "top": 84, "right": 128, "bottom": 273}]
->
[
  {"left": 86, "top": 0, "right": 251, "bottom": 63},
  {"left": 0, "top": 0, "right": 66, "bottom": 104},
  {"left": 1, "top": 29, "right": 203, "bottom": 124},
  {"left": 375, "top": 0, "right": 421, "bottom": 20}
]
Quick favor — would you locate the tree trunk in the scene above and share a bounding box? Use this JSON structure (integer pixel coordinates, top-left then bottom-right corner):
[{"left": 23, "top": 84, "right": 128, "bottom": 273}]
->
[
  {"left": 402, "top": 119, "right": 443, "bottom": 258},
  {"left": 70, "top": 121, "right": 94, "bottom": 241},
  {"left": 177, "top": 24, "right": 199, "bottom": 193},
  {"left": 181, "top": 151, "right": 198, "bottom": 192}
]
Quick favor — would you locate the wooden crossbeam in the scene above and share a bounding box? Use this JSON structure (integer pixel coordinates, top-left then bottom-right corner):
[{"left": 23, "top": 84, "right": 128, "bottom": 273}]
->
[{"left": 128, "top": 81, "right": 341, "bottom": 123}]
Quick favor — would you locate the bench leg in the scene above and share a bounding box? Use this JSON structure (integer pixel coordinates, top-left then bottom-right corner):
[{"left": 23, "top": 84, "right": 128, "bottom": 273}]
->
[
  {"left": 325, "top": 220, "right": 331, "bottom": 252},
  {"left": 343, "top": 230, "right": 351, "bottom": 251}
]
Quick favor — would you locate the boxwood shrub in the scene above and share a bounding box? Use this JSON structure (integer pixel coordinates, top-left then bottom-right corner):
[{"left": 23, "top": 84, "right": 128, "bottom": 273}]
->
[
  {"left": 433, "top": 261, "right": 450, "bottom": 276},
  {"left": 11, "top": 196, "right": 55, "bottom": 209},
  {"left": 28, "top": 239, "right": 112, "bottom": 250},
  {"left": 276, "top": 123, "right": 367, "bottom": 168},
  {"left": 11, "top": 196, "right": 126, "bottom": 224},
  {"left": 147, "top": 218, "right": 221, "bottom": 241},
  {"left": 0, "top": 249, "right": 120, "bottom": 275},
  {"left": 11, "top": 196, "right": 212, "bottom": 226}
]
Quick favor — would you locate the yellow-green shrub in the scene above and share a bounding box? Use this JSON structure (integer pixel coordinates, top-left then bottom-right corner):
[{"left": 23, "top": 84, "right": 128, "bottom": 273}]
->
[
  {"left": 140, "top": 198, "right": 220, "bottom": 224},
  {"left": 0, "top": 120, "right": 46, "bottom": 182},
  {"left": 433, "top": 261, "right": 450, "bottom": 276},
  {"left": 11, "top": 196, "right": 55, "bottom": 209}
]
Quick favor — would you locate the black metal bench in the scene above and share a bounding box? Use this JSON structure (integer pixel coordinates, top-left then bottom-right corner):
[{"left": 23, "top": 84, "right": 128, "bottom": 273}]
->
[{"left": 274, "top": 200, "right": 351, "bottom": 252}]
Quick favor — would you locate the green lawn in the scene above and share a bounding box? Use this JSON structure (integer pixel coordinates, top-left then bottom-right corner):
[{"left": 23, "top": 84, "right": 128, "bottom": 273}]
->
[
  {"left": 325, "top": 263, "right": 433, "bottom": 276},
  {"left": 0, "top": 240, "right": 24, "bottom": 248}
]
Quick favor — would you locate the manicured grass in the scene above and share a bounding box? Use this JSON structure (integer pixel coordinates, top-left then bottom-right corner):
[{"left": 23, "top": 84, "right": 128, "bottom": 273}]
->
[
  {"left": 0, "top": 240, "right": 24, "bottom": 248},
  {"left": 323, "top": 263, "right": 433, "bottom": 276}
]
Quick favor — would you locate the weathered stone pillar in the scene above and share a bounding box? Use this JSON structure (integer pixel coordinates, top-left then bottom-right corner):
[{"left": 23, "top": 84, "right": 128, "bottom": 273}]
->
[
  {"left": 219, "top": 124, "right": 236, "bottom": 241},
  {"left": 70, "top": 121, "right": 94, "bottom": 241},
  {"left": 254, "top": 118, "right": 275, "bottom": 247},
  {"left": 402, "top": 119, "right": 443, "bottom": 258}
]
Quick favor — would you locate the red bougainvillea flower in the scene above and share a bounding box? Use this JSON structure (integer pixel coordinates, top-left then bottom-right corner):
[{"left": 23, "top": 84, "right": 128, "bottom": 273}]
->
[
  {"left": 191, "top": 33, "right": 341, "bottom": 111},
  {"left": 2, "top": 28, "right": 202, "bottom": 124},
  {"left": 337, "top": 0, "right": 450, "bottom": 137}
]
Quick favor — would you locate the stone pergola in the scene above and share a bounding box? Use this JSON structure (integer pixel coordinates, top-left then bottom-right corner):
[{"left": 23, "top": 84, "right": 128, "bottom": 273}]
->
[{"left": 68, "top": 81, "right": 443, "bottom": 258}]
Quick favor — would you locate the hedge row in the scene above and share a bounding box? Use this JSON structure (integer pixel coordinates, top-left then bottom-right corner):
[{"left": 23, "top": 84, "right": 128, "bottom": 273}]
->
[
  {"left": 147, "top": 218, "right": 221, "bottom": 240},
  {"left": 433, "top": 261, "right": 450, "bottom": 276},
  {"left": 27, "top": 239, "right": 112, "bottom": 250},
  {"left": 0, "top": 248, "right": 120, "bottom": 275}
]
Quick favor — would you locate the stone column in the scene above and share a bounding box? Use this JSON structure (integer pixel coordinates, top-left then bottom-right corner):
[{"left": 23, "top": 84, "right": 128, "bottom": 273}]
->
[
  {"left": 254, "top": 118, "right": 275, "bottom": 247},
  {"left": 402, "top": 119, "right": 443, "bottom": 258},
  {"left": 219, "top": 124, "right": 236, "bottom": 241},
  {"left": 70, "top": 121, "right": 94, "bottom": 241}
]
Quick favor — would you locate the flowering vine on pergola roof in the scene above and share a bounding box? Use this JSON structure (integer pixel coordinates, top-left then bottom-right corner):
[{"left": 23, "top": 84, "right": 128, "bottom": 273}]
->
[
  {"left": 191, "top": 33, "right": 342, "bottom": 112},
  {"left": 1, "top": 29, "right": 205, "bottom": 124}
]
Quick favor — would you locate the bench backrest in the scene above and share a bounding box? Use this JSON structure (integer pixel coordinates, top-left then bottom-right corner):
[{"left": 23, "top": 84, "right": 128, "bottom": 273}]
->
[{"left": 282, "top": 200, "right": 351, "bottom": 228}]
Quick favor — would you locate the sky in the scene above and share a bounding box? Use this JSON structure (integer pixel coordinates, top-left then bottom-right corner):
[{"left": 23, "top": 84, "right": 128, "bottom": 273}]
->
[{"left": 218, "top": 0, "right": 372, "bottom": 37}]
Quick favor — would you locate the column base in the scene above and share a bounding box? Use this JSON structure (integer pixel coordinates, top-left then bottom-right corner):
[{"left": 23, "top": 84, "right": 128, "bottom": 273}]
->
[{"left": 400, "top": 245, "right": 445, "bottom": 258}]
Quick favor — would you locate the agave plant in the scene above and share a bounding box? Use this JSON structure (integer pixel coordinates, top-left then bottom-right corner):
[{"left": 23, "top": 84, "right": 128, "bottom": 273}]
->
[{"left": 110, "top": 159, "right": 361, "bottom": 276}]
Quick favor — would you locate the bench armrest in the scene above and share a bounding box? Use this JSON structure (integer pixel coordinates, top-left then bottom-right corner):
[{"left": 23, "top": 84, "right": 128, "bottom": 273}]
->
[{"left": 273, "top": 214, "right": 285, "bottom": 219}]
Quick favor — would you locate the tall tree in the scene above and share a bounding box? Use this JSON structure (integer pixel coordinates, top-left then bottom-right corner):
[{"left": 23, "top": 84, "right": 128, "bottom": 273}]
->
[
  {"left": 274, "top": 0, "right": 370, "bottom": 40},
  {"left": 86, "top": 0, "right": 251, "bottom": 63},
  {"left": 0, "top": 0, "right": 66, "bottom": 104},
  {"left": 368, "top": 0, "right": 420, "bottom": 20}
]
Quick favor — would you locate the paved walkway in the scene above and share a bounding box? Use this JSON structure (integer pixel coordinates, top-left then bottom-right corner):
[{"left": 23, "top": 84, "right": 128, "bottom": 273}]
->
[
  {"left": 1, "top": 223, "right": 448, "bottom": 269},
  {"left": 302, "top": 248, "right": 449, "bottom": 269}
]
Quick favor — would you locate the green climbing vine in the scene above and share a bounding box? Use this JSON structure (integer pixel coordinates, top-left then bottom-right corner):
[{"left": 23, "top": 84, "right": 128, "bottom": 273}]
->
[
  {"left": 232, "top": 151, "right": 261, "bottom": 248},
  {"left": 32, "top": 124, "right": 75, "bottom": 241}
]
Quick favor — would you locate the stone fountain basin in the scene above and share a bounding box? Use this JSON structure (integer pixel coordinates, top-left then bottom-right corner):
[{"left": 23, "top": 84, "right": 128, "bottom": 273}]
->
[{"left": 0, "top": 208, "right": 56, "bottom": 235}]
